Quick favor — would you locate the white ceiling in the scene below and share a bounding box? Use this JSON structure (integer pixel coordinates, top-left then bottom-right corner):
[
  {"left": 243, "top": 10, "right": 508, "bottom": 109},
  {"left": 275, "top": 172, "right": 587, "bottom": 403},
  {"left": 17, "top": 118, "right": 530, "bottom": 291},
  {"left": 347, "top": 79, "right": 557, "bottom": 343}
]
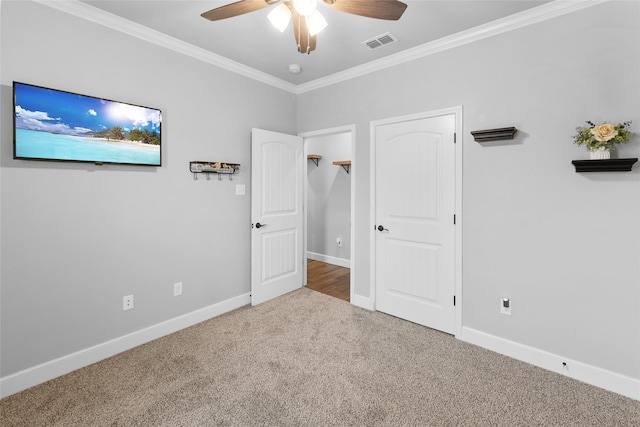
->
[{"left": 75, "top": 1, "right": 551, "bottom": 87}]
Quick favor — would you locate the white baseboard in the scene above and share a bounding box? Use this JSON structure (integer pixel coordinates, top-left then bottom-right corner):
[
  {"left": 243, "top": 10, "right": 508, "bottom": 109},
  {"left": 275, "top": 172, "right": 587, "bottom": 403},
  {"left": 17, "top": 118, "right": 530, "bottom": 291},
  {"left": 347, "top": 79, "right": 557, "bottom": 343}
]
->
[
  {"left": 307, "top": 251, "right": 351, "bottom": 268},
  {"left": 5, "top": 298, "right": 635, "bottom": 402},
  {"left": 0, "top": 293, "right": 251, "bottom": 399},
  {"left": 460, "top": 326, "right": 640, "bottom": 401}
]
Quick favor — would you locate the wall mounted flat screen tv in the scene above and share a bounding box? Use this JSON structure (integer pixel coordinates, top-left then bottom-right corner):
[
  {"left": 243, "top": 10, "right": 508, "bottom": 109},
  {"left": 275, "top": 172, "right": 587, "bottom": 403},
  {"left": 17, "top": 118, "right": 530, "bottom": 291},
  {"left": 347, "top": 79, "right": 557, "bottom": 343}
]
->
[{"left": 13, "top": 82, "right": 162, "bottom": 166}]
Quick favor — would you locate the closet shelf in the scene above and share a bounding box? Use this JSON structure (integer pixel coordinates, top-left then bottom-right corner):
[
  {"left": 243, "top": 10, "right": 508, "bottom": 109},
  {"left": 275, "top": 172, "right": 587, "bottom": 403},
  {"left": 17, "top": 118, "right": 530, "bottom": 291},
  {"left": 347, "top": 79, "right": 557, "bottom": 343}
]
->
[
  {"left": 333, "top": 160, "right": 351, "bottom": 174},
  {"left": 308, "top": 154, "right": 322, "bottom": 167}
]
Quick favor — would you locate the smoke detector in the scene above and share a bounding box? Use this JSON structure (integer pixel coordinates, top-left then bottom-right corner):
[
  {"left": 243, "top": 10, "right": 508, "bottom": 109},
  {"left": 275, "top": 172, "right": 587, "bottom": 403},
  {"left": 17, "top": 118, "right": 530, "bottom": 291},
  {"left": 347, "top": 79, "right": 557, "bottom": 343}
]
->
[{"left": 288, "top": 64, "right": 302, "bottom": 74}]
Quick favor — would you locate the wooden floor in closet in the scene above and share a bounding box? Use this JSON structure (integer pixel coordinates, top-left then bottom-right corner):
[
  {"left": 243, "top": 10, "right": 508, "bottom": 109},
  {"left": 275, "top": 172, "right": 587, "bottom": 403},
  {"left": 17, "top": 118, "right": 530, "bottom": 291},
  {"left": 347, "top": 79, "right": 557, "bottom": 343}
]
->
[{"left": 306, "top": 259, "right": 350, "bottom": 302}]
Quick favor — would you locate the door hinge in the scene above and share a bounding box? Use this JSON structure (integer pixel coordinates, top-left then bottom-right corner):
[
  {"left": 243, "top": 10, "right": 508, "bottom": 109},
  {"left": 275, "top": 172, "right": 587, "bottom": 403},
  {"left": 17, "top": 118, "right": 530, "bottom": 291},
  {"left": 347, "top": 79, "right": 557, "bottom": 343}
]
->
[
  {"left": 453, "top": 214, "right": 456, "bottom": 225},
  {"left": 454, "top": 132, "right": 457, "bottom": 143},
  {"left": 453, "top": 295, "right": 456, "bottom": 306}
]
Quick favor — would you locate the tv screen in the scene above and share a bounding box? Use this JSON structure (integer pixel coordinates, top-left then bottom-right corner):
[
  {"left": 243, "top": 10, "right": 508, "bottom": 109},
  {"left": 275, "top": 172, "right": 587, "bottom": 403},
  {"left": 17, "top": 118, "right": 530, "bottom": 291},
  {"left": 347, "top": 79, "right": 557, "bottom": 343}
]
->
[{"left": 13, "top": 82, "right": 162, "bottom": 166}]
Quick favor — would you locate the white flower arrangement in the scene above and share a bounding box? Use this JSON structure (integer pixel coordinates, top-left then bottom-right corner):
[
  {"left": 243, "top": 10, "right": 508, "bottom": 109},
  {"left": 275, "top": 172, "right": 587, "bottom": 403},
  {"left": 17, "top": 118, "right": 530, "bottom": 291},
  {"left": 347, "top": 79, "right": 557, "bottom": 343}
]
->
[{"left": 573, "top": 121, "right": 632, "bottom": 152}]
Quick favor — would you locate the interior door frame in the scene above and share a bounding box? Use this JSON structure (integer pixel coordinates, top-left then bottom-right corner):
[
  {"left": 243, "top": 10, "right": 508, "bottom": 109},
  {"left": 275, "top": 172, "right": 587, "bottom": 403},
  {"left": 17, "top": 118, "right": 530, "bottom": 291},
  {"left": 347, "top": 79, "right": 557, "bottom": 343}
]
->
[
  {"left": 369, "top": 107, "right": 463, "bottom": 337},
  {"left": 299, "top": 125, "right": 356, "bottom": 302}
]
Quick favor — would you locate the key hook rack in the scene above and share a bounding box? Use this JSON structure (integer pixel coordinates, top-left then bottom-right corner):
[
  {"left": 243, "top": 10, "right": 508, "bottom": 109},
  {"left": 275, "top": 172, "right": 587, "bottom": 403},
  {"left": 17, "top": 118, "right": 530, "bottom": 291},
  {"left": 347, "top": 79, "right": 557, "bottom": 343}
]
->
[{"left": 190, "top": 161, "right": 240, "bottom": 181}]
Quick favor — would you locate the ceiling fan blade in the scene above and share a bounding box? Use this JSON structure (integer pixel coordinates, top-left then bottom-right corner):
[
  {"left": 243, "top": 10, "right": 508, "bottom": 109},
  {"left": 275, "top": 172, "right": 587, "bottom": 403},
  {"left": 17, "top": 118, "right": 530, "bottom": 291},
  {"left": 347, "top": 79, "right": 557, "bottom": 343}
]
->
[
  {"left": 292, "top": 10, "right": 317, "bottom": 54},
  {"left": 322, "top": 0, "right": 407, "bottom": 20},
  {"left": 201, "top": 0, "right": 277, "bottom": 21}
]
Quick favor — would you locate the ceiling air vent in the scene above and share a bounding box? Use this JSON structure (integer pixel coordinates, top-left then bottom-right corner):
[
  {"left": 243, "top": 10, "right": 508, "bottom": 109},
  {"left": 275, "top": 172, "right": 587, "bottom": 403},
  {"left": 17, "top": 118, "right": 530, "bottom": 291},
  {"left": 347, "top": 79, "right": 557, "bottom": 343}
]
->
[{"left": 362, "top": 32, "right": 397, "bottom": 51}]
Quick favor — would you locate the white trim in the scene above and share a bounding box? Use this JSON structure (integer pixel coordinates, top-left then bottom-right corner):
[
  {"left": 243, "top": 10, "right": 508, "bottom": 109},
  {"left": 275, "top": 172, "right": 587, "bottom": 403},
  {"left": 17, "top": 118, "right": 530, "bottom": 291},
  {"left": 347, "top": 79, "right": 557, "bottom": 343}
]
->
[
  {"left": 33, "top": 0, "right": 297, "bottom": 94},
  {"left": 296, "top": 0, "right": 609, "bottom": 93},
  {"left": 0, "top": 293, "right": 250, "bottom": 398},
  {"left": 348, "top": 128, "right": 356, "bottom": 305},
  {"left": 34, "top": 0, "right": 607, "bottom": 95},
  {"left": 369, "top": 120, "right": 377, "bottom": 311},
  {"left": 307, "top": 251, "right": 351, "bottom": 268},
  {"left": 350, "top": 294, "right": 374, "bottom": 311},
  {"left": 300, "top": 124, "right": 356, "bottom": 139},
  {"left": 460, "top": 326, "right": 640, "bottom": 401},
  {"left": 453, "top": 106, "right": 463, "bottom": 338},
  {"left": 303, "top": 135, "right": 309, "bottom": 287}
]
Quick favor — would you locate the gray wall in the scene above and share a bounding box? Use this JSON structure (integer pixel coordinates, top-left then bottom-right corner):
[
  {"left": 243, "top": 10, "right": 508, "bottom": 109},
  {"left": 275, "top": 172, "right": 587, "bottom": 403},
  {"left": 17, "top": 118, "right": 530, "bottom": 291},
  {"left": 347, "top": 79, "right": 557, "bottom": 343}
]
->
[
  {"left": 298, "top": 1, "right": 640, "bottom": 379},
  {"left": 1, "top": 0, "right": 639, "bottom": 389},
  {"left": 0, "top": 1, "right": 296, "bottom": 376},
  {"left": 307, "top": 133, "right": 351, "bottom": 261}
]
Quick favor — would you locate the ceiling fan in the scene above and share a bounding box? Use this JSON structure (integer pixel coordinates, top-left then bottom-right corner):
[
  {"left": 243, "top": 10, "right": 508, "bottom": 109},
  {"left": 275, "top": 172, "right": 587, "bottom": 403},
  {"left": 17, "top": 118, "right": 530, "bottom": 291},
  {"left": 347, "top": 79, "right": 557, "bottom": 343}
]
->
[{"left": 201, "top": 0, "right": 408, "bottom": 54}]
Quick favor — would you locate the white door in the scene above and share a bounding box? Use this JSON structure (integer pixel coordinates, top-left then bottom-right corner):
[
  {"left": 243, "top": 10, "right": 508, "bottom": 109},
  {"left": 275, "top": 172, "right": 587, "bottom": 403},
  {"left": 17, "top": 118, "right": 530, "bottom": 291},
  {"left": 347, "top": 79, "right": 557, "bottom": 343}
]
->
[
  {"left": 251, "top": 128, "right": 304, "bottom": 305},
  {"left": 374, "top": 113, "right": 456, "bottom": 333}
]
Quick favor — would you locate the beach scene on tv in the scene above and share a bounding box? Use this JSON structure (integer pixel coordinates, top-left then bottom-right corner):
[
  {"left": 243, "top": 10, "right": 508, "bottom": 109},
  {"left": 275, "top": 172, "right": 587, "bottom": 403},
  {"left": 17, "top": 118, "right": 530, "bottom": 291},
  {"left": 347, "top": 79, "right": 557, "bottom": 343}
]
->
[{"left": 14, "top": 83, "right": 161, "bottom": 166}]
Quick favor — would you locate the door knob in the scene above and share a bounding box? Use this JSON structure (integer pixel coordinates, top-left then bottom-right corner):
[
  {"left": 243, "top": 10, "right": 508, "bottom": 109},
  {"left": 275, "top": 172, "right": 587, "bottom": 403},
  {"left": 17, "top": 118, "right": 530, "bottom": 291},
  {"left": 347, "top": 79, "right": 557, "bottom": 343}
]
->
[
  {"left": 377, "top": 225, "right": 388, "bottom": 232},
  {"left": 255, "top": 222, "right": 267, "bottom": 229}
]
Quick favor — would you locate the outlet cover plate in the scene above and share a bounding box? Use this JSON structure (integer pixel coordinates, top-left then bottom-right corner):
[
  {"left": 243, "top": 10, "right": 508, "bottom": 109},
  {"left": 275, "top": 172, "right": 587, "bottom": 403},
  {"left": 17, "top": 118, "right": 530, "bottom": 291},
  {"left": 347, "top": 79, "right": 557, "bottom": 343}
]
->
[
  {"left": 123, "top": 295, "right": 134, "bottom": 311},
  {"left": 500, "top": 298, "right": 511, "bottom": 315},
  {"left": 174, "top": 282, "right": 183, "bottom": 296}
]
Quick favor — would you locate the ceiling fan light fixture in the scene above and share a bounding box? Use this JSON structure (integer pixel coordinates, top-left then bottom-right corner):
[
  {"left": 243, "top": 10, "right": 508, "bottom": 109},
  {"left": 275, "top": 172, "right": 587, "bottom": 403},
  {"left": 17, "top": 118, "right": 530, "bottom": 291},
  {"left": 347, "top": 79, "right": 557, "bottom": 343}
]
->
[
  {"left": 268, "top": 3, "right": 292, "bottom": 32},
  {"left": 201, "top": 0, "right": 408, "bottom": 55},
  {"left": 306, "top": 10, "right": 327, "bottom": 36},
  {"left": 293, "top": 0, "right": 317, "bottom": 16}
]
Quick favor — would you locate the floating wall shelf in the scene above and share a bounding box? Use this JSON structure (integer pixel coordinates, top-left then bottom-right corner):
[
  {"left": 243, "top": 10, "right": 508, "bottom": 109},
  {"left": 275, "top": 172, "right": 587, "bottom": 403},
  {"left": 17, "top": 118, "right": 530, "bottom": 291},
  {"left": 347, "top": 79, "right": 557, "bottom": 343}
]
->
[
  {"left": 190, "top": 161, "right": 240, "bottom": 180},
  {"left": 471, "top": 127, "right": 518, "bottom": 142},
  {"left": 571, "top": 158, "right": 638, "bottom": 172},
  {"left": 333, "top": 160, "right": 351, "bottom": 174},
  {"left": 308, "top": 154, "right": 322, "bottom": 167}
]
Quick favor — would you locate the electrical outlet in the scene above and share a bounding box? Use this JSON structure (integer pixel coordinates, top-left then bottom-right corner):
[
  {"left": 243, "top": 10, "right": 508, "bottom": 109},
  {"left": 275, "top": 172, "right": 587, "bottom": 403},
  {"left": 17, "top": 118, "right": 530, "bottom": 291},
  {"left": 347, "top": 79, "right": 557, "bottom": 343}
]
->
[
  {"left": 174, "top": 282, "right": 183, "bottom": 296},
  {"left": 500, "top": 298, "right": 511, "bottom": 315},
  {"left": 123, "top": 295, "right": 134, "bottom": 311}
]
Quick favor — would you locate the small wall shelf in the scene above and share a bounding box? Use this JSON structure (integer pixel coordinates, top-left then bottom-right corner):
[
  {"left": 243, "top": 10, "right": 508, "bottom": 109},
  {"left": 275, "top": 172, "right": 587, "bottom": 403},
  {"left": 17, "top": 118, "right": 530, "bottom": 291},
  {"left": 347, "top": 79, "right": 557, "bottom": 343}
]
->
[
  {"left": 333, "top": 160, "right": 351, "bottom": 174},
  {"left": 471, "top": 127, "right": 517, "bottom": 142},
  {"left": 190, "top": 161, "right": 240, "bottom": 180},
  {"left": 571, "top": 158, "right": 638, "bottom": 172},
  {"left": 308, "top": 154, "right": 322, "bottom": 167}
]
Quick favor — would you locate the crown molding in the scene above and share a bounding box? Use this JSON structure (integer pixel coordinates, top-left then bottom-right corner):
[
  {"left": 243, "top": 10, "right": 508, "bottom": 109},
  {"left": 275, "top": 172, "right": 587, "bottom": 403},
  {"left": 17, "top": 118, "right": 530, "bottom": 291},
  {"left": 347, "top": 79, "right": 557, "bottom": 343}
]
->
[
  {"left": 34, "top": 0, "right": 608, "bottom": 95},
  {"left": 295, "top": 0, "right": 609, "bottom": 94},
  {"left": 32, "top": 0, "right": 298, "bottom": 94}
]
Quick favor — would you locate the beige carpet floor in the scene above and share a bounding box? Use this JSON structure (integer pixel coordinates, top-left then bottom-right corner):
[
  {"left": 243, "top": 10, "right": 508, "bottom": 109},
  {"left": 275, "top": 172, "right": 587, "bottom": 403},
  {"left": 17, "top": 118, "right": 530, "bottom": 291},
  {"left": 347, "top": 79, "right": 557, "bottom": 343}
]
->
[{"left": 1, "top": 288, "right": 639, "bottom": 426}]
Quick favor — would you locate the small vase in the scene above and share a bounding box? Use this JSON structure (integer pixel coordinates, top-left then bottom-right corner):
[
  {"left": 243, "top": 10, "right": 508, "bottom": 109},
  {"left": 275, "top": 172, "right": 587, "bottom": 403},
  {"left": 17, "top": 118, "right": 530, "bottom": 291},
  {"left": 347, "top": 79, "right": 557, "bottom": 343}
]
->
[{"left": 589, "top": 147, "right": 611, "bottom": 160}]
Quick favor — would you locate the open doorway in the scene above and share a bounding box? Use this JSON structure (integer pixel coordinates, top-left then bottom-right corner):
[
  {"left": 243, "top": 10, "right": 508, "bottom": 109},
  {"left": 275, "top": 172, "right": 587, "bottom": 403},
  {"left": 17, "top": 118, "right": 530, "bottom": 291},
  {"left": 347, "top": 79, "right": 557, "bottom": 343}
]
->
[
  {"left": 306, "top": 259, "right": 350, "bottom": 301},
  {"left": 301, "top": 126, "right": 355, "bottom": 302}
]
